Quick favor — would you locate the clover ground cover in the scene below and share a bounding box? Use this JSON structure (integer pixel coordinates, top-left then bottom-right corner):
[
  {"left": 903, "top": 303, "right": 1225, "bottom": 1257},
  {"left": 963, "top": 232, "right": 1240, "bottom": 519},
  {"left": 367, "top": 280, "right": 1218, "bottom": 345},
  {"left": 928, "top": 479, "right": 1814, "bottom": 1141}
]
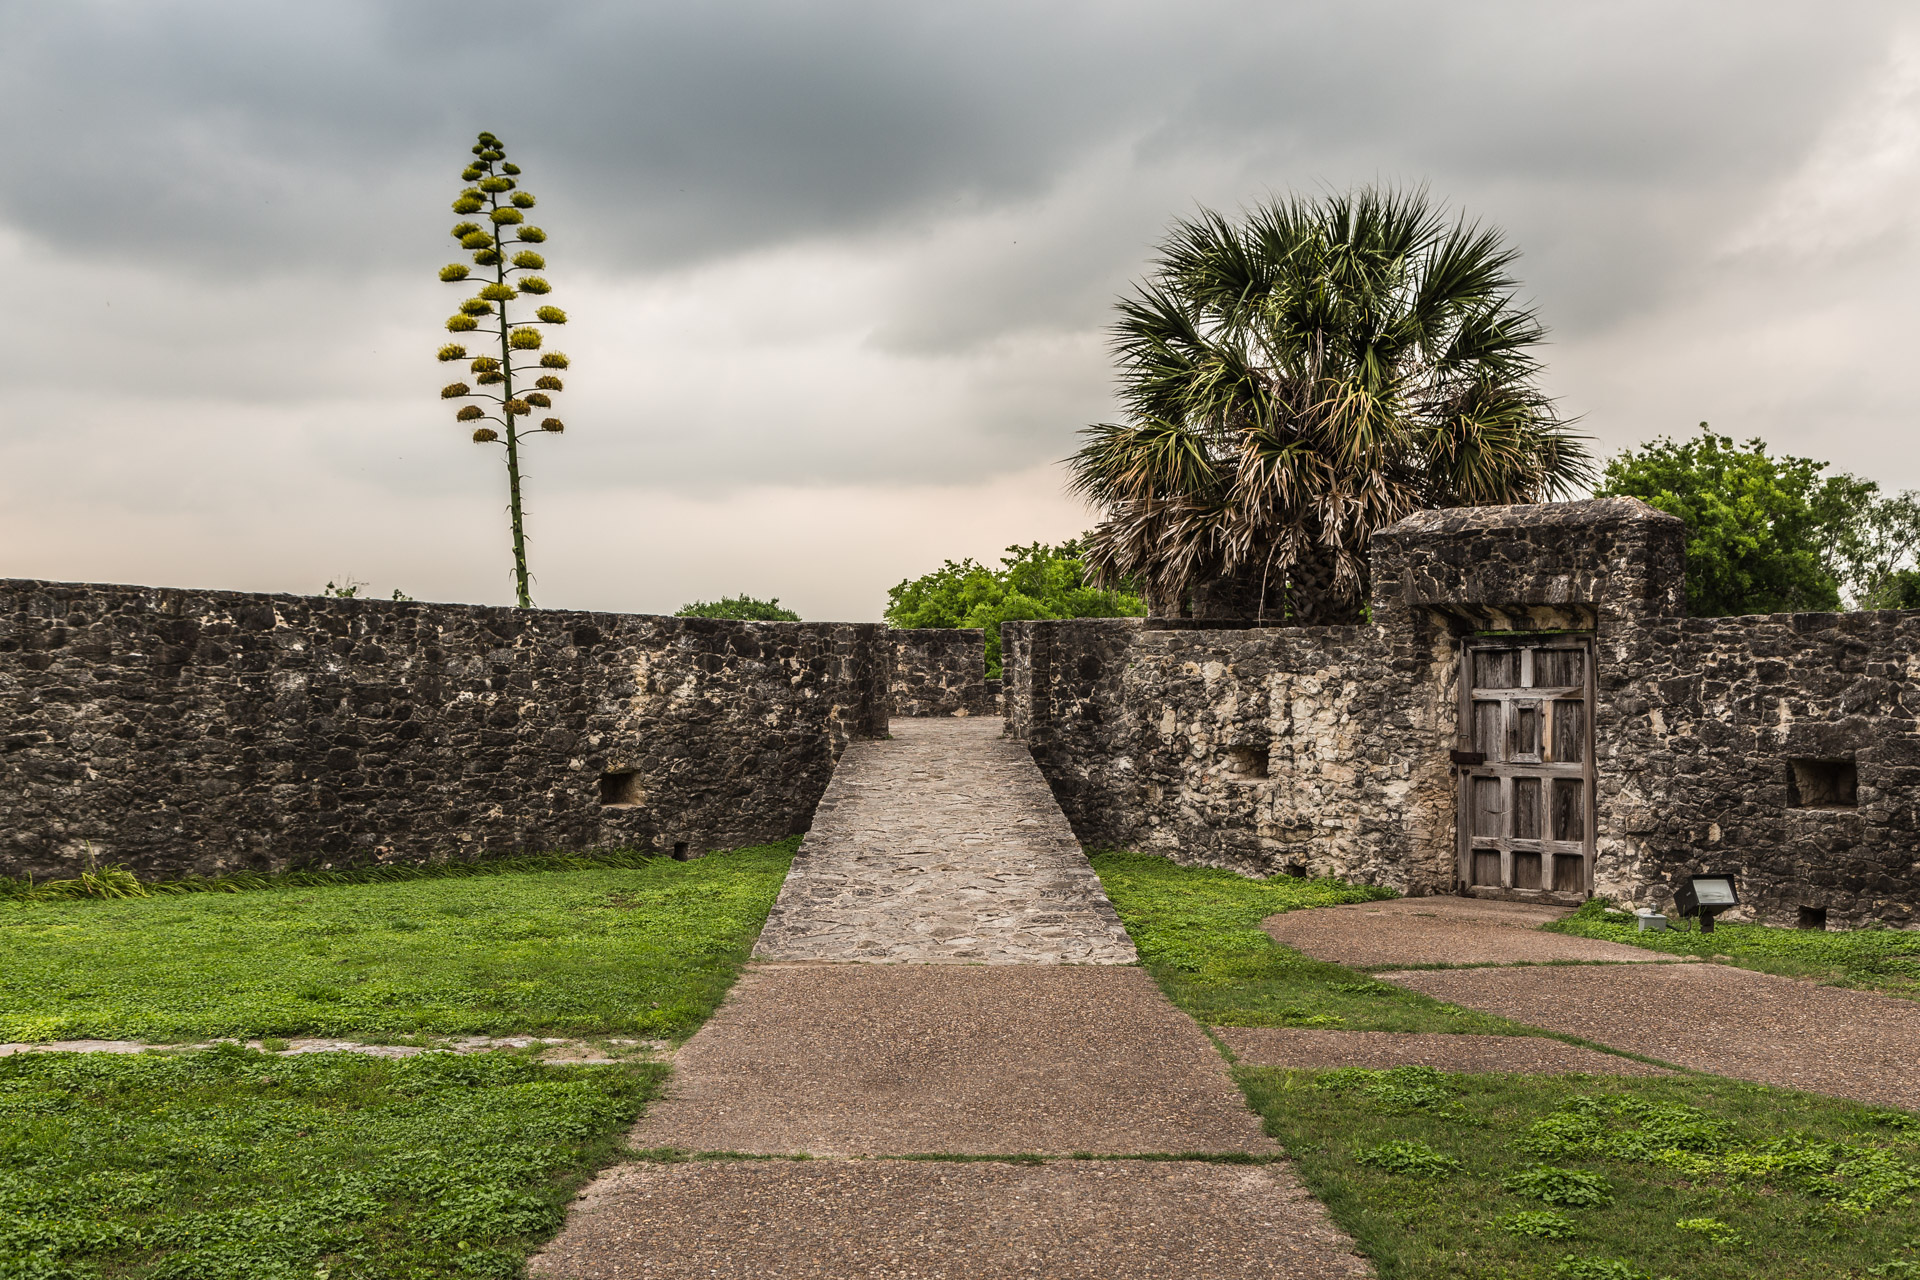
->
[{"left": 1241, "top": 1066, "right": 1920, "bottom": 1280}]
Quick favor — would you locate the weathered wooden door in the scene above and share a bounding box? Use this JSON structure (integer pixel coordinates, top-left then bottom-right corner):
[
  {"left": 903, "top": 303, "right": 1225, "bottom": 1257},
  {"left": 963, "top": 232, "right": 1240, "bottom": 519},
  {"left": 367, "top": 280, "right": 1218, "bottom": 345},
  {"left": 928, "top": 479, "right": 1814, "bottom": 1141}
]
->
[{"left": 1456, "top": 637, "right": 1595, "bottom": 897}]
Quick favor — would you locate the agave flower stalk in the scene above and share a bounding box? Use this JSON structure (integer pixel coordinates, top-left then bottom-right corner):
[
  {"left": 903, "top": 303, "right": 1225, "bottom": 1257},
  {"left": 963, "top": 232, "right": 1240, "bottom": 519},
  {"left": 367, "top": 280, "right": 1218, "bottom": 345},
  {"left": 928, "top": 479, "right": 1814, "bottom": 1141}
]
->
[{"left": 437, "top": 131, "right": 571, "bottom": 609}]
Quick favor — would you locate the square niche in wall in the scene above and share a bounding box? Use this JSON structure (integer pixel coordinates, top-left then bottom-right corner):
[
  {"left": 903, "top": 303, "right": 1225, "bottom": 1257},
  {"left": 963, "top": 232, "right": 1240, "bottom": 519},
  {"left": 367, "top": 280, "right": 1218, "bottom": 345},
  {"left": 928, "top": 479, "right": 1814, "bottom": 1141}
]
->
[
  {"left": 1787, "top": 757, "right": 1857, "bottom": 809},
  {"left": 1225, "top": 744, "right": 1270, "bottom": 780},
  {"left": 598, "top": 770, "right": 641, "bottom": 807}
]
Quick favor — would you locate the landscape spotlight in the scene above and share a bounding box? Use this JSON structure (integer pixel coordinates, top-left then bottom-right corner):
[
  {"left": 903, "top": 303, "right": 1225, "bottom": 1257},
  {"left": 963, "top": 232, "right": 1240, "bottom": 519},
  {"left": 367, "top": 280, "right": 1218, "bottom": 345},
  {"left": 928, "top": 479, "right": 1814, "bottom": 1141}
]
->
[{"left": 1673, "top": 873, "right": 1739, "bottom": 933}]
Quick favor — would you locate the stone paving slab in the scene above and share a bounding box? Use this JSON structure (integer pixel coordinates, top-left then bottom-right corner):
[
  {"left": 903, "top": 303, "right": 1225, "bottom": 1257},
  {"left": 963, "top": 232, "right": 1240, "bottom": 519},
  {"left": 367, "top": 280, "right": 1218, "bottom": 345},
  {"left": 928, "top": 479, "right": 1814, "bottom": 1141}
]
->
[
  {"left": 630, "top": 963, "right": 1275, "bottom": 1155},
  {"left": 529, "top": 1159, "right": 1371, "bottom": 1279},
  {"left": 754, "top": 718, "right": 1136, "bottom": 964},
  {"left": 1216, "top": 1027, "right": 1670, "bottom": 1076},
  {"left": 1384, "top": 962, "right": 1920, "bottom": 1110},
  {"left": 1265, "top": 897, "right": 1665, "bottom": 968}
]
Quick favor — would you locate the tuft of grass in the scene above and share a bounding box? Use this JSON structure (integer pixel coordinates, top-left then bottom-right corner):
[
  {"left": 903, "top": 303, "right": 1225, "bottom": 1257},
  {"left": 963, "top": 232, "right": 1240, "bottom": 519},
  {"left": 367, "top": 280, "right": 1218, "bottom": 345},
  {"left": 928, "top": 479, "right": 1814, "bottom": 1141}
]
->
[
  {"left": 1091, "top": 850, "right": 1542, "bottom": 1034},
  {"left": 1549, "top": 899, "right": 1920, "bottom": 999},
  {"left": 0, "top": 1044, "right": 662, "bottom": 1278},
  {"left": 0, "top": 840, "right": 796, "bottom": 1043},
  {"left": 1240, "top": 1066, "right": 1920, "bottom": 1280}
]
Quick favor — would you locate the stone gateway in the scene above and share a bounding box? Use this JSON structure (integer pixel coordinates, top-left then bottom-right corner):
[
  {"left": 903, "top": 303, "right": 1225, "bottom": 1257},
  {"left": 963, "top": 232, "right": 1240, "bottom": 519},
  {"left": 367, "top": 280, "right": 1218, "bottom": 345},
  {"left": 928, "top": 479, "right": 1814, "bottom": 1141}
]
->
[{"left": 1004, "top": 499, "right": 1919, "bottom": 929}]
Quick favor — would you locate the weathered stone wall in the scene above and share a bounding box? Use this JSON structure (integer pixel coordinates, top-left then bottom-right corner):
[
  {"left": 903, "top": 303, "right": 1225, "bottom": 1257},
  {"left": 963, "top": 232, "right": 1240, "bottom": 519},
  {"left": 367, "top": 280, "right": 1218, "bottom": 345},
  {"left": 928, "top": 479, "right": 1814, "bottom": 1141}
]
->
[
  {"left": 890, "top": 629, "right": 991, "bottom": 717},
  {"left": 1005, "top": 618, "right": 1448, "bottom": 888},
  {"left": 0, "top": 579, "right": 889, "bottom": 881},
  {"left": 1005, "top": 499, "right": 1920, "bottom": 924},
  {"left": 1602, "top": 612, "right": 1920, "bottom": 928}
]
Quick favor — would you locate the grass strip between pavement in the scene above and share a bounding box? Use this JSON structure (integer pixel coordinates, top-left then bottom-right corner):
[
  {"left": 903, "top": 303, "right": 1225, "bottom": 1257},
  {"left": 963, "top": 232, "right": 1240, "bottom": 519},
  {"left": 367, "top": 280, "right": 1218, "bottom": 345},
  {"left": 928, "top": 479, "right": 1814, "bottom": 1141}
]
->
[
  {"left": 1549, "top": 900, "right": 1920, "bottom": 1000},
  {"left": 1092, "top": 849, "right": 1543, "bottom": 1035}
]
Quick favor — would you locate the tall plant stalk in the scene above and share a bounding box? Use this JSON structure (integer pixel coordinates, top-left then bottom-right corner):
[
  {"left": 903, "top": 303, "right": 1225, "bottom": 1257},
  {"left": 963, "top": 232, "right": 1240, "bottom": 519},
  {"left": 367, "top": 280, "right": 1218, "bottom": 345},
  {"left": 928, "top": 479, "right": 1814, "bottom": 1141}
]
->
[{"left": 436, "top": 131, "right": 570, "bottom": 609}]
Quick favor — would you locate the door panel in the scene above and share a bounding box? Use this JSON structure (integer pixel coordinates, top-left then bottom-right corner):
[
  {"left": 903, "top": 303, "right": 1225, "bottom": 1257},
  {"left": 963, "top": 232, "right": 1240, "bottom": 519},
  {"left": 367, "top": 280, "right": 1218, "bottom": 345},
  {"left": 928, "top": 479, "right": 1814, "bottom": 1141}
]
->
[
  {"left": 1551, "top": 778, "right": 1584, "bottom": 842},
  {"left": 1472, "top": 777, "right": 1503, "bottom": 837},
  {"left": 1511, "top": 777, "right": 1541, "bottom": 839},
  {"left": 1550, "top": 700, "right": 1585, "bottom": 763},
  {"left": 1457, "top": 637, "right": 1595, "bottom": 896}
]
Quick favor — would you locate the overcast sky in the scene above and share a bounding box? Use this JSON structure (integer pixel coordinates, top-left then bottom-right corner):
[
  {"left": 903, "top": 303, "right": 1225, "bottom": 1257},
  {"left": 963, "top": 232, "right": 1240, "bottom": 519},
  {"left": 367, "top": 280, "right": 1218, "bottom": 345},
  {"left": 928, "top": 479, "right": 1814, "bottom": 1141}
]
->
[{"left": 4, "top": 1, "right": 1917, "bottom": 619}]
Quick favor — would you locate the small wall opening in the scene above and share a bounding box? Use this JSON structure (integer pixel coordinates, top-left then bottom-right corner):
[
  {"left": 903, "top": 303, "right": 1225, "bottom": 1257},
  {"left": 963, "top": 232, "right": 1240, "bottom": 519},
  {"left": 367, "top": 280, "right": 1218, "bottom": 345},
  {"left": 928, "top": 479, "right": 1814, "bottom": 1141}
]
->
[
  {"left": 1283, "top": 861, "right": 1308, "bottom": 878},
  {"left": 1226, "top": 744, "right": 1270, "bottom": 780},
  {"left": 672, "top": 841, "right": 690, "bottom": 861},
  {"left": 598, "top": 770, "right": 640, "bottom": 806},
  {"left": 1788, "top": 758, "right": 1857, "bottom": 808},
  {"left": 1797, "top": 905, "right": 1828, "bottom": 931}
]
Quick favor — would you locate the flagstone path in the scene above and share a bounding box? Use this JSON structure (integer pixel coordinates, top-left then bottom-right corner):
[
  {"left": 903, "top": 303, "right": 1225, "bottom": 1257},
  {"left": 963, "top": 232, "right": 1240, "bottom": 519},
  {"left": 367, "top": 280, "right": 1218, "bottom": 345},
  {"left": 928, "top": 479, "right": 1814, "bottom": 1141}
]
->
[
  {"left": 532, "top": 718, "right": 1371, "bottom": 1279},
  {"left": 753, "top": 718, "right": 1137, "bottom": 964}
]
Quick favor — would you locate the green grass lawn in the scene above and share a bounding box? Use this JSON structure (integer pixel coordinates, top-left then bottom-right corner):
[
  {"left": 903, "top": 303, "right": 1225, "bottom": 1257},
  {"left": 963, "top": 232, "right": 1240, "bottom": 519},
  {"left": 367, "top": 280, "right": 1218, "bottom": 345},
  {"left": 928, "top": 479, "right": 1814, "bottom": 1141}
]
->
[
  {"left": 1241, "top": 1067, "right": 1920, "bottom": 1280},
  {"left": 1091, "top": 850, "right": 1540, "bottom": 1035},
  {"left": 1549, "top": 902, "right": 1920, "bottom": 1000},
  {"left": 0, "top": 841, "right": 795, "bottom": 1044},
  {"left": 1, "top": 1045, "right": 664, "bottom": 1280}
]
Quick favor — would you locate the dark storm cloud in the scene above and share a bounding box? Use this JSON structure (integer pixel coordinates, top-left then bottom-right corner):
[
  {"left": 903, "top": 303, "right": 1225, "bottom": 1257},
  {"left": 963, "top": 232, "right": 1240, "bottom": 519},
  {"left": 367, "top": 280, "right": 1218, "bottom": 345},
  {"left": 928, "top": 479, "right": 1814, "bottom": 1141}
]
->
[
  {"left": 3, "top": 0, "right": 1918, "bottom": 581},
  {"left": 4, "top": 0, "right": 1898, "bottom": 284}
]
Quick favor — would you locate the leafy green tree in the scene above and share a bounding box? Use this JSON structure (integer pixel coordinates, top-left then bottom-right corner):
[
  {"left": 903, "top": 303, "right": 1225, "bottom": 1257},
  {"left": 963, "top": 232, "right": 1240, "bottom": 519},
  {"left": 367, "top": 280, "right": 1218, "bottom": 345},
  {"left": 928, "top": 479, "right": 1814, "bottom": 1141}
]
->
[
  {"left": 1830, "top": 488, "right": 1920, "bottom": 608},
  {"left": 885, "top": 541, "right": 1146, "bottom": 676},
  {"left": 675, "top": 595, "right": 802, "bottom": 622},
  {"left": 1070, "top": 186, "right": 1590, "bottom": 623},
  {"left": 436, "top": 131, "right": 570, "bottom": 609},
  {"left": 1595, "top": 425, "right": 1861, "bottom": 616}
]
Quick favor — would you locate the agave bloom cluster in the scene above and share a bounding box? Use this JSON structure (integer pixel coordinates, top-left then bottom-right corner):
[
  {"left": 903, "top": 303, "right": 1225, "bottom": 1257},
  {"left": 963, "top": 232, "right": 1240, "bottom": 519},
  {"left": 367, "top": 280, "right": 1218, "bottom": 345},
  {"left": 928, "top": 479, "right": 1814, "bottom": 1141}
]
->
[
  {"left": 435, "top": 131, "right": 571, "bottom": 608},
  {"left": 437, "top": 131, "right": 570, "bottom": 445}
]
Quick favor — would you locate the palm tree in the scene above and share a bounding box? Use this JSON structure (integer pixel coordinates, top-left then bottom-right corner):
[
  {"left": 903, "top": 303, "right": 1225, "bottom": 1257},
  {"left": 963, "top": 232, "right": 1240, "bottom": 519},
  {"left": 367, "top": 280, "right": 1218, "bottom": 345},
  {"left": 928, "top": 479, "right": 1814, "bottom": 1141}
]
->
[{"left": 1069, "top": 187, "right": 1590, "bottom": 624}]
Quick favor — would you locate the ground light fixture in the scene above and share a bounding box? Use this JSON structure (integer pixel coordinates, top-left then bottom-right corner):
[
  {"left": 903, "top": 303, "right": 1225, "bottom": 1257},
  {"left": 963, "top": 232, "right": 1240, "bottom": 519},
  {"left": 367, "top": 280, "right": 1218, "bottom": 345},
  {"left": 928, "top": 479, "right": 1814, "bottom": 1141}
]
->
[{"left": 1673, "top": 873, "right": 1739, "bottom": 933}]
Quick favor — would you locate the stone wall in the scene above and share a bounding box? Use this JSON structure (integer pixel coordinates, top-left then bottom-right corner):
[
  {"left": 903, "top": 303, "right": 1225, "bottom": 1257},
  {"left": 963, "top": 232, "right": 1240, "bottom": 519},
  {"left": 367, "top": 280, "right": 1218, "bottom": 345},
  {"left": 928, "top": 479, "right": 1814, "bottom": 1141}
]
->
[
  {"left": 1004, "top": 618, "right": 1445, "bottom": 886},
  {"left": 890, "top": 629, "right": 992, "bottom": 717},
  {"left": 1603, "top": 611, "right": 1920, "bottom": 928},
  {"left": 1005, "top": 499, "right": 1920, "bottom": 925},
  {"left": 0, "top": 579, "right": 889, "bottom": 881}
]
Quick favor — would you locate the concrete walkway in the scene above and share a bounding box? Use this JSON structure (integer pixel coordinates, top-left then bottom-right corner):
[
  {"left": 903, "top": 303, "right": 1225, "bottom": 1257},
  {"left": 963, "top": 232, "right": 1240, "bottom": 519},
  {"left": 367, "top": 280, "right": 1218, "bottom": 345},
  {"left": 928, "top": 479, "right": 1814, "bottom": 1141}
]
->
[
  {"left": 1268, "top": 895, "right": 1920, "bottom": 1111},
  {"left": 1389, "top": 961, "right": 1920, "bottom": 1111},
  {"left": 1265, "top": 896, "right": 1662, "bottom": 967},
  {"left": 533, "top": 719, "right": 1369, "bottom": 1279}
]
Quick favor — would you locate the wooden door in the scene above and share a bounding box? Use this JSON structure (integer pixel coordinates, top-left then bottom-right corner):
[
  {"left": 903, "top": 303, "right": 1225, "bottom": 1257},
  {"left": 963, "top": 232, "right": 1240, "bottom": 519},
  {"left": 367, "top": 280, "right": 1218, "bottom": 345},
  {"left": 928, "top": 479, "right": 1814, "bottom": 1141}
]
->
[{"left": 1457, "top": 637, "right": 1595, "bottom": 896}]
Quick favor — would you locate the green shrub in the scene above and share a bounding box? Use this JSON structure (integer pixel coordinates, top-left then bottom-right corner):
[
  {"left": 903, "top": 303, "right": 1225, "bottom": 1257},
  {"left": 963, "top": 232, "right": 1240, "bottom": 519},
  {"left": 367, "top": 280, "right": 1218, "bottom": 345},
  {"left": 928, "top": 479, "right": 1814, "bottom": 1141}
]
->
[
  {"left": 674, "top": 594, "right": 801, "bottom": 621},
  {"left": 884, "top": 540, "right": 1145, "bottom": 676}
]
